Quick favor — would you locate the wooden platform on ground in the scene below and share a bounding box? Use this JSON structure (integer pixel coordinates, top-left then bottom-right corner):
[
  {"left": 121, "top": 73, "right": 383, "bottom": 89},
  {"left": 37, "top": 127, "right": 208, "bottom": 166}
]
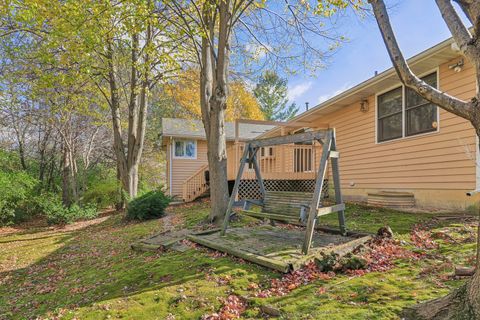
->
[
  {"left": 132, "top": 229, "right": 192, "bottom": 252},
  {"left": 188, "top": 226, "right": 371, "bottom": 272}
]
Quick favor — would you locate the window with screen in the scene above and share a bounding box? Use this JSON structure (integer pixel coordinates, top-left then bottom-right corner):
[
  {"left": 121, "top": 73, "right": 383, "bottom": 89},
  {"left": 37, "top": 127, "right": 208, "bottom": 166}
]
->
[
  {"left": 377, "top": 87, "right": 403, "bottom": 142},
  {"left": 405, "top": 72, "right": 438, "bottom": 136},
  {"left": 173, "top": 140, "right": 197, "bottom": 159},
  {"left": 376, "top": 71, "right": 438, "bottom": 143}
]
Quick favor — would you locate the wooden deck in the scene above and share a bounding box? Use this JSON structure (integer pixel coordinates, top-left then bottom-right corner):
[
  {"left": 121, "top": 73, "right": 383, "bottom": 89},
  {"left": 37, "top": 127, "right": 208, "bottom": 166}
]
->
[
  {"left": 226, "top": 142, "right": 323, "bottom": 181},
  {"left": 188, "top": 226, "right": 371, "bottom": 272}
]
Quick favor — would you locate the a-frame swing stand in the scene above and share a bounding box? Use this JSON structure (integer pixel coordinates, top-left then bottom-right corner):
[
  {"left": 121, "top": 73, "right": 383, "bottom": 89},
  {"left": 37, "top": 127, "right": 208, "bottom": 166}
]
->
[
  {"left": 221, "top": 128, "right": 347, "bottom": 254},
  {"left": 187, "top": 129, "right": 371, "bottom": 272}
]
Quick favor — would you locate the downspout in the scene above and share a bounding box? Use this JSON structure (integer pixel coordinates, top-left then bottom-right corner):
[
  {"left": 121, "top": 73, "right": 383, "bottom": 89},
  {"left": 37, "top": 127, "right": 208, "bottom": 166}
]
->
[{"left": 169, "top": 137, "right": 173, "bottom": 197}]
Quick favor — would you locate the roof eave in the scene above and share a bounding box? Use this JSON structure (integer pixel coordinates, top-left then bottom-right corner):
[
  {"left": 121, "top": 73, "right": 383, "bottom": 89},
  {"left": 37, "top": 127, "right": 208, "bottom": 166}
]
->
[{"left": 261, "top": 37, "right": 457, "bottom": 138}]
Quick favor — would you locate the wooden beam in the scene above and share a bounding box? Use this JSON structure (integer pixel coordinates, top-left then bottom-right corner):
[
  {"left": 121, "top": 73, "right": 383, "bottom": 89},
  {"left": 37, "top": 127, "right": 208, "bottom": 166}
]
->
[
  {"left": 302, "top": 131, "right": 333, "bottom": 254},
  {"left": 250, "top": 130, "right": 329, "bottom": 148},
  {"left": 239, "top": 210, "right": 299, "bottom": 222},
  {"left": 221, "top": 144, "right": 250, "bottom": 235},
  {"left": 331, "top": 129, "right": 347, "bottom": 235},
  {"left": 251, "top": 148, "right": 266, "bottom": 198},
  {"left": 316, "top": 204, "right": 345, "bottom": 217},
  {"left": 329, "top": 151, "right": 339, "bottom": 158}
]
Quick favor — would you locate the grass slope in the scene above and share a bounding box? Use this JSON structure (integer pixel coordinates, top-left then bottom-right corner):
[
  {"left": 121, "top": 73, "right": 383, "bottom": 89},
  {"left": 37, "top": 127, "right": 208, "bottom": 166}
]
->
[{"left": 0, "top": 201, "right": 476, "bottom": 319}]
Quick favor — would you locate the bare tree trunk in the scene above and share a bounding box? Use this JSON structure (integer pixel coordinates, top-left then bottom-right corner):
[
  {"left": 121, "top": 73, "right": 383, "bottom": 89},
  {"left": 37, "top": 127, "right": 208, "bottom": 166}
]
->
[
  {"left": 369, "top": 0, "right": 480, "bottom": 318},
  {"left": 126, "top": 32, "right": 140, "bottom": 198},
  {"left": 206, "top": 111, "right": 229, "bottom": 223},
  {"left": 199, "top": 0, "right": 232, "bottom": 223},
  {"left": 17, "top": 134, "right": 27, "bottom": 170},
  {"left": 115, "top": 166, "right": 124, "bottom": 210},
  {"left": 38, "top": 127, "right": 52, "bottom": 183},
  {"left": 105, "top": 29, "right": 151, "bottom": 200},
  {"left": 69, "top": 146, "right": 78, "bottom": 203},
  {"left": 106, "top": 39, "right": 130, "bottom": 196},
  {"left": 60, "top": 138, "right": 78, "bottom": 207},
  {"left": 61, "top": 143, "right": 71, "bottom": 207},
  {"left": 46, "top": 141, "right": 58, "bottom": 191}
]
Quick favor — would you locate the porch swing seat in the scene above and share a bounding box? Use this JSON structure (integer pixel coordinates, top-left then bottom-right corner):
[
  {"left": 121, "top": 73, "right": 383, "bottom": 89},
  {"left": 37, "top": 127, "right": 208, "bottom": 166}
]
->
[{"left": 239, "top": 190, "right": 345, "bottom": 224}]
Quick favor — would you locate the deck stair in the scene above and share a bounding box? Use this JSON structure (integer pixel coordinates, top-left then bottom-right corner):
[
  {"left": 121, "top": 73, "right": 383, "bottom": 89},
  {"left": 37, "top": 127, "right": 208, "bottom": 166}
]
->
[{"left": 182, "top": 164, "right": 209, "bottom": 202}]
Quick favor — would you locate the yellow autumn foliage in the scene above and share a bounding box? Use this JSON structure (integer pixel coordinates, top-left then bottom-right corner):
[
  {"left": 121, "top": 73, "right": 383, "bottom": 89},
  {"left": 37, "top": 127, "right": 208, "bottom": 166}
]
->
[{"left": 165, "top": 68, "right": 264, "bottom": 121}]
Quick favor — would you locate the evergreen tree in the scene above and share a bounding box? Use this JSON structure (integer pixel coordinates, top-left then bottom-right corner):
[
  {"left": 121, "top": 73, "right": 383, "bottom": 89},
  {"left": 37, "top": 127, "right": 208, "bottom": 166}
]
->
[{"left": 253, "top": 71, "right": 299, "bottom": 121}]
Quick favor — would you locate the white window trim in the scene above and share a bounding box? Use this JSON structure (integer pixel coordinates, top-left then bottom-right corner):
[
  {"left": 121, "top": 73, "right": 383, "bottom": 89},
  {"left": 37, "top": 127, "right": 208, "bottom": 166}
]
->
[
  {"left": 173, "top": 139, "right": 197, "bottom": 159},
  {"left": 375, "top": 68, "right": 440, "bottom": 144}
]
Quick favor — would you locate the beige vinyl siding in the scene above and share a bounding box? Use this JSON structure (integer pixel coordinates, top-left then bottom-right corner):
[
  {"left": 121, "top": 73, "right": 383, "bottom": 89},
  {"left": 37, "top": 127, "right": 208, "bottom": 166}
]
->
[
  {"left": 170, "top": 140, "right": 209, "bottom": 197},
  {"left": 169, "top": 140, "right": 237, "bottom": 198},
  {"left": 310, "top": 57, "right": 476, "bottom": 199}
]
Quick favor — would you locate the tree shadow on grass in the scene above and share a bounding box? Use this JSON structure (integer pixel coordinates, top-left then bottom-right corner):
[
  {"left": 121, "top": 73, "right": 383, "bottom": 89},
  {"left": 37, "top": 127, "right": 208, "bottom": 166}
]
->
[{"left": 0, "top": 213, "right": 271, "bottom": 319}]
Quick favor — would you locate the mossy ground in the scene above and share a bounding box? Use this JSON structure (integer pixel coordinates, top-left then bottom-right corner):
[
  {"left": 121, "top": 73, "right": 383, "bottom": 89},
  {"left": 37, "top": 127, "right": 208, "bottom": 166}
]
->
[{"left": 0, "top": 201, "right": 476, "bottom": 319}]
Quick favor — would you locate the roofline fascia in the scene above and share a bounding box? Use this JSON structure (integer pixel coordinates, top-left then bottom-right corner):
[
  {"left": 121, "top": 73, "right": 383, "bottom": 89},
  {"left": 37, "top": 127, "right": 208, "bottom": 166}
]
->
[
  {"left": 161, "top": 134, "right": 249, "bottom": 142},
  {"left": 264, "top": 37, "right": 456, "bottom": 136}
]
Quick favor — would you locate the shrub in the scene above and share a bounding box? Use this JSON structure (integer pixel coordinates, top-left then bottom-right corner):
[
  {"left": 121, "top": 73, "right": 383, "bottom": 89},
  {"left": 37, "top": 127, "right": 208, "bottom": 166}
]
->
[
  {"left": 45, "top": 203, "right": 98, "bottom": 225},
  {"left": 0, "top": 171, "right": 38, "bottom": 225},
  {"left": 0, "top": 200, "right": 16, "bottom": 226},
  {"left": 83, "top": 178, "right": 121, "bottom": 209},
  {"left": 127, "top": 190, "right": 171, "bottom": 221},
  {"left": 35, "top": 194, "right": 98, "bottom": 225}
]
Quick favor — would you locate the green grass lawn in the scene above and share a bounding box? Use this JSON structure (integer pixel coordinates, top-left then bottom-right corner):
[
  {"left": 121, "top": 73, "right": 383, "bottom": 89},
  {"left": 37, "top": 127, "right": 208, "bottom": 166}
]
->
[{"left": 0, "top": 201, "right": 476, "bottom": 319}]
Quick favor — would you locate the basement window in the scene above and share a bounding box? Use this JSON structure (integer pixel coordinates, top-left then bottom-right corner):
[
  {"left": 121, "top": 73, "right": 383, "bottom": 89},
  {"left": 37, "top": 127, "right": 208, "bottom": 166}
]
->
[
  {"left": 173, "top": 140, "right": 197, "bottom": 159},
  {"left": 377, "top": 71, "right": 438, "bottom": 143}
]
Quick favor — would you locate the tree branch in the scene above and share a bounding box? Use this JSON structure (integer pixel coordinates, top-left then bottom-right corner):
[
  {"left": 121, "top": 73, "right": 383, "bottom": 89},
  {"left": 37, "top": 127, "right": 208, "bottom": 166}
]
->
[
  {"left": 435, "top": 0, "right": 477, "bottom": 61},
  {"left": 369, "top": 0, "right": 472, "bottom": 121}
]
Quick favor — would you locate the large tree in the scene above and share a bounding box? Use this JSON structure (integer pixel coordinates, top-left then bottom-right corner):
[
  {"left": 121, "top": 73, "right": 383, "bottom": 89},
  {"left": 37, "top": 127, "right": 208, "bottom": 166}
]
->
[
  {"left": 254, "top": 70, "right": 299, "bottom": 121},
  {"left": 163, "top": 0, "right": 349, "bottom": 223},
  {"left": 1, "top": 0, "right": 181, "bottom": 199},
  {"left": 369, "top": 0, "right": 480, "bottom": 318}
]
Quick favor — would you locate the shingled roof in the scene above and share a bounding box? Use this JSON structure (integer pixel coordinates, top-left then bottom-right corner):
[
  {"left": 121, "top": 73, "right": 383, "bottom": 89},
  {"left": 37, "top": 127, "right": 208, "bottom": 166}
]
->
[{"left": 161, "top": 118, "right": 276, "bottom": 141}]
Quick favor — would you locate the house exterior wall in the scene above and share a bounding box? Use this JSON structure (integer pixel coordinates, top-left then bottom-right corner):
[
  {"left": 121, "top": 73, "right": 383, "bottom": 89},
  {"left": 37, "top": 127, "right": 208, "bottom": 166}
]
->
[
  {"left": 164, "top": 56, "right": 478, "bottom": 209},
  {"left": 167, "top": 139, "right": 237, "bottom": 199},
  {"left": 166, "top": 139, "right": 208, "bottom": 198},
  {"left": 309, "top": 57, "right": 478, "bottom": 209}
]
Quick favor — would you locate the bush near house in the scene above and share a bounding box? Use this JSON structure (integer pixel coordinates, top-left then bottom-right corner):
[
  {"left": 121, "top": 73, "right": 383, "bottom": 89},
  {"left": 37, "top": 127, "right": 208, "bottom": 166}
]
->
[{"left": 127, "top": 190, "right": 172, "bottom": 221}]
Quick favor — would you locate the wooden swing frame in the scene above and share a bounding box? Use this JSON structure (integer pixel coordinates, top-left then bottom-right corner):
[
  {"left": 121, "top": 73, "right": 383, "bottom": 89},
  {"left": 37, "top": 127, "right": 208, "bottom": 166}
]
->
[{"left": 221, "top": 128, "right": 347, "bottom": 254}]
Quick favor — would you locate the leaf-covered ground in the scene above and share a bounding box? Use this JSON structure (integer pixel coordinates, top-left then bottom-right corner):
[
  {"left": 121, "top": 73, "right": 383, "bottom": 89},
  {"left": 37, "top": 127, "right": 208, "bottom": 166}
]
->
[{"left": 0, "top": 200, "right": 477, "bottom": 320}]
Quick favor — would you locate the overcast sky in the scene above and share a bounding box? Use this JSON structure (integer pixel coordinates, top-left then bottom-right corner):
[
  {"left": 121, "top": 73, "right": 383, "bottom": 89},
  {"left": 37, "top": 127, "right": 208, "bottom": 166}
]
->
[{"left": 286, "top": 1, "right": 460, "bottom": 113}]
